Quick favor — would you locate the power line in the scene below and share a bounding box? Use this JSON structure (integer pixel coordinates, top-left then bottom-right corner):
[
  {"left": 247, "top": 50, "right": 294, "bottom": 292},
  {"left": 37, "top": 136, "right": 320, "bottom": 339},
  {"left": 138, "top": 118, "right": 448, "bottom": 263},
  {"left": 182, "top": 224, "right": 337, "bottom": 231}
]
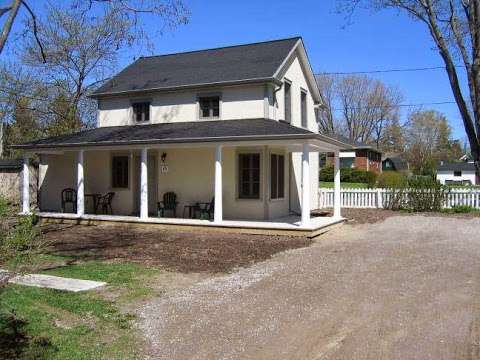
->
[
  {"left": 316, "top": 65, "right": 466, "bottom": 75},
  {"left": 329, "top": 101, "right": 457, "bottom": 112}
]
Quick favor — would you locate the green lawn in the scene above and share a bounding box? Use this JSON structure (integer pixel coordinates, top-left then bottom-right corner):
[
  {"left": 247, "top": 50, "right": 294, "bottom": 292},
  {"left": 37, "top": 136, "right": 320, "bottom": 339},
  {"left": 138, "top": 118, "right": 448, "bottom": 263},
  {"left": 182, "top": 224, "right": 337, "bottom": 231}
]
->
[
  {"left": 319, "top": 181, "right": 369, "bottom": 189},
  {"left": 0, "top": 259, "right": 159, "bottom": 360}
]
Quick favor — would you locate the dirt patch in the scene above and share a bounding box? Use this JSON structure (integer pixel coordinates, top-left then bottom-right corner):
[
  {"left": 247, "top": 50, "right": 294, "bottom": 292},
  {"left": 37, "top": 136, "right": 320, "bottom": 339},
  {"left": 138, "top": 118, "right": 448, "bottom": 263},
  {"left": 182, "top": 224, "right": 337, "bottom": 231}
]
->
[
  {"left": 337, "top": 208, "right": 480, "bottom": 225},
  {"left": 40, "top": 224, "right": 312, "bottom": 273}
]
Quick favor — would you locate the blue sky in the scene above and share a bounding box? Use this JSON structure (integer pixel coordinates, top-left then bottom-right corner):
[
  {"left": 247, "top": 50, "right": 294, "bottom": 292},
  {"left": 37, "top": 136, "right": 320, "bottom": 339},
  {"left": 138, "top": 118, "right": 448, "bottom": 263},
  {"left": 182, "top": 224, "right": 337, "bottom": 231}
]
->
[{"left": 17, "top": 0, "right": 469, "bottom": 141}]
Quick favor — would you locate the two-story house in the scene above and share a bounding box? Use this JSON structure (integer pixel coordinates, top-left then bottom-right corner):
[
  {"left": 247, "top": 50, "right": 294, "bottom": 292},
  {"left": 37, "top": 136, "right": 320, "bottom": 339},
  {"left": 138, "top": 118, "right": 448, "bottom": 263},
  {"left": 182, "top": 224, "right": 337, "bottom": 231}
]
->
[{"left": 13, "top": 37, "right": 348, "bottom": 235}]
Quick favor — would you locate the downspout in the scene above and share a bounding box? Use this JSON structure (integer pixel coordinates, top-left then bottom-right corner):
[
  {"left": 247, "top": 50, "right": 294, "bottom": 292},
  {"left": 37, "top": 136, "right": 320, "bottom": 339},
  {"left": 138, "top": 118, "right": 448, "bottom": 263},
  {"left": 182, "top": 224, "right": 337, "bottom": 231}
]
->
[{"left": 273, "top": 82, "right": 283, "bottom": 121}]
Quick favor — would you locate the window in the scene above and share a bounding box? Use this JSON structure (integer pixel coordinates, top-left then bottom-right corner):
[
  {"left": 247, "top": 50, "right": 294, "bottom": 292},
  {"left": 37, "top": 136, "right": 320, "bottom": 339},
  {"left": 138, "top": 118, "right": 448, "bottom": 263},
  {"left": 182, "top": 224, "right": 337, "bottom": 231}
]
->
[
  {"left": 112, "top": 156, "right": 129, "bottom": 188},
  {"left": 132, "top": 102, "right": 150, "bottom": 122},
  {"left": 270, "top": 154, "right": 285, "bottom": 199},
  {"left": 301, "top": 90, "right": 307, "bottom": 128},
  {"left": 199, "top": 96, "right": 220, "bottom": 119},
  {"left": 454, "top": 170, "right": 462, "bottom": 177},
  {"left": 238, "top": 153, "right": 260, "bottom": 199},
  {"left": 284, "top": 81, "right": 291, "bottom": 123}
]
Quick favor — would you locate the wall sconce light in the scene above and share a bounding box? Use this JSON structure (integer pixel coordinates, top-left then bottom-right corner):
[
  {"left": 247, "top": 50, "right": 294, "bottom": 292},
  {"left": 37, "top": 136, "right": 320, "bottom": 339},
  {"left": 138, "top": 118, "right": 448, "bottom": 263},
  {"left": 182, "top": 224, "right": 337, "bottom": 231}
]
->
[{"left": 161, "top": 152, "right": 167, "bottom": 163}]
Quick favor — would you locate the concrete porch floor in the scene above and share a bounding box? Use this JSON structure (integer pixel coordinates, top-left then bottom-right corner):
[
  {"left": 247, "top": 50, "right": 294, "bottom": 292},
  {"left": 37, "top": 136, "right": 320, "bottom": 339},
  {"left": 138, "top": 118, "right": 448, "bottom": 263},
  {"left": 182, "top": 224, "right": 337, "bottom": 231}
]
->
[{"left": 36, "top": 212, "right": 345, "bottom": 237}]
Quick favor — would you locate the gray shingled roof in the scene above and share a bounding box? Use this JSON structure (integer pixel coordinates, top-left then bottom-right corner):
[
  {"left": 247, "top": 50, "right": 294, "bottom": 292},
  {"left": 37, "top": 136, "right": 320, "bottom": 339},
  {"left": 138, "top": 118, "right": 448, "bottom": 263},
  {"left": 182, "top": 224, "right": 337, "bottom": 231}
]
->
[
  {"left": 12, "top": 119, "right": 347, "bottom": 150},
  {"left": 437, "top": 162, "right": 476, "bottom": 172},
  {"left": 92, "top": 37, "right": 300, "bottom": 98}
]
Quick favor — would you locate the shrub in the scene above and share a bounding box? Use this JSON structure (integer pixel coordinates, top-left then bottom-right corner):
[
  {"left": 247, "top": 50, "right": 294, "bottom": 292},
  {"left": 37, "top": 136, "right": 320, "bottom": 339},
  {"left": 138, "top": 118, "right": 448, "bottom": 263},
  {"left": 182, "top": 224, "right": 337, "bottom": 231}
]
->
[
  {"left": 384, "top": 177, "right": 449, "bottom": 212},
  {"left": 319, "top": 165, "right": 377, "bottom": 187},
  {"left": 450, "top": 205, "right": 476, "bottom": 213},
  {"left": 377, "top": 171, "right": 408, "bottom": 188}
]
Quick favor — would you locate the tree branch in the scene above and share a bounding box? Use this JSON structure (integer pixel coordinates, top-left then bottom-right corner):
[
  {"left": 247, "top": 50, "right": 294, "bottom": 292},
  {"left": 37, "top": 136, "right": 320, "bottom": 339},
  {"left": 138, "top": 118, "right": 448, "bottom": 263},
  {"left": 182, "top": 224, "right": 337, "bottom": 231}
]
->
[{"left": 21, "top": 0, "right": 46, "bottom": 63}]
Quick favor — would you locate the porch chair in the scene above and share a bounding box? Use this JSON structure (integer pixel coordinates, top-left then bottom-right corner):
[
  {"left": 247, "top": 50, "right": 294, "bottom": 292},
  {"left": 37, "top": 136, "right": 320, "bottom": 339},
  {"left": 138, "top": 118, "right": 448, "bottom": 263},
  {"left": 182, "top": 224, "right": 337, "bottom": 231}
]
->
[
  {"left": 96, "top": 192, "right": 115, "bottom": 215},
  {"left": 195, "top": 197, "right": 214, "bottom": 220},
  {"left": 157, "top": 192, "right": 178, "bottom": 217},
  {"left": 61, "top": 188, "right": 77, "bottom": 213}
]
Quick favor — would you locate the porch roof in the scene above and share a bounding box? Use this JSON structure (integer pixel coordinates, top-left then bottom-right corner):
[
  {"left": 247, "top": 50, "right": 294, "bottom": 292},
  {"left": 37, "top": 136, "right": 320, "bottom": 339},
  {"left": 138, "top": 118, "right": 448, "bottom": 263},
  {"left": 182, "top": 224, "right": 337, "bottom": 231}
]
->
[{"left": 12, "top": 119, "right": 351, "bottom": 151}]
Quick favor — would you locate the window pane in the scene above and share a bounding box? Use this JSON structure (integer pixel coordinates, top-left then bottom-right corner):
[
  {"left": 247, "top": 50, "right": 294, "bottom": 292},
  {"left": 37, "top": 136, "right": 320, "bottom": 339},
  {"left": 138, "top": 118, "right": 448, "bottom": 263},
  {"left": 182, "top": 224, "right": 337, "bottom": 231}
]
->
[
  {"left": 271, "top": 154, "right": 278, "bottom": 199},
  {"left": 238, "top": 153, "right": 260, "bottom": 199},
  {"left": 112, "top": 156, "right": 128, "bottom": 188},
  {"left": 301, "top": 91, "right": 307, "bottom": 127},
  {"left": 199, "top": 96, "right": 220, "bottom": 118},
  {"left": 133, "top": 102, "right": 150, "bottom": 122},
  {"left": 278, "top": 155, "right": 284, "bottom": 198},
  {"left": 284, "top": 82, "right": 291, "bottom": 123}
]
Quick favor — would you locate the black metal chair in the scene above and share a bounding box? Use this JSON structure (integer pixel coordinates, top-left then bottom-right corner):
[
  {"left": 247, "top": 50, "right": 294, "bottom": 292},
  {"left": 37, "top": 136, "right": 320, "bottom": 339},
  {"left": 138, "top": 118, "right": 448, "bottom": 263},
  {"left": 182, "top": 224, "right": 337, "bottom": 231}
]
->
[
  {"left": 61, "top": 188, "right": 77, "bottom": 213},
  {"left": 195, "top": 197, "right": 215, "bottom": 220},
  {"left": 96, "top": 192, "right": 115, "bottom": 215},
  {"left": 157, "top": 192, "right": 178, "bottom": 217}
]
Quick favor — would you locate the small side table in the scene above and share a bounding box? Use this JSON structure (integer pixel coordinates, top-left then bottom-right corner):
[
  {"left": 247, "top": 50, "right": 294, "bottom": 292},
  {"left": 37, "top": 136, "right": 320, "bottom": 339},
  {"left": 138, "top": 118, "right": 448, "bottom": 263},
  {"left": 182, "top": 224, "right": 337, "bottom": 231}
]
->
[{"left": 183, "top": 204, "right": 198, "bottom": 219}]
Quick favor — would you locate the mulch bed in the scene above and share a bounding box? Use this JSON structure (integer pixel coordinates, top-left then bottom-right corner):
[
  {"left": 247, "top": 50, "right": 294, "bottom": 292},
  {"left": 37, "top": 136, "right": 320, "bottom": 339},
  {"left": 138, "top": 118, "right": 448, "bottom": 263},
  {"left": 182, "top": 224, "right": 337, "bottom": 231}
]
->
[
  {"left": 340, "top": 208, "right": 480, "bottom": 225},
  {"left": 40, "top": 224, "right": 312, "bottom": 273}
]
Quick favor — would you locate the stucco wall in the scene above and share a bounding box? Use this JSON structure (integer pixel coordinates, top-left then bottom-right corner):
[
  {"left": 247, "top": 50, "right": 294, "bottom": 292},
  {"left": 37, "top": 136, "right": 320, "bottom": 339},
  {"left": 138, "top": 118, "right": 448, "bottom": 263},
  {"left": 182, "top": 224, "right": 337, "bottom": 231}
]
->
[
  {"left": 274, "top": 53, "right": 318, "bottom": 132},
  {"left": 37, "top": 146, "right": 320, "bottom": 221},
  {"left": 0, "top": 166, "right": 37, "bottom": 205},
  {"left": 437, "top": 170, "right": 477, "bottom": 185},
  {"left": 97, "top": 84, "right": 266, "bottom": 127}
]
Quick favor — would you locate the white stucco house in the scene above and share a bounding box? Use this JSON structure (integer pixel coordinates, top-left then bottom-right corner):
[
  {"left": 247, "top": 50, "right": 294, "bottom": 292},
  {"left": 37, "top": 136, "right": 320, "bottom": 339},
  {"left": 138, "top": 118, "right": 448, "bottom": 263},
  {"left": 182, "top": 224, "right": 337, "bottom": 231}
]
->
[
  {"left": 436, "top": 161, "right": 478, "bottom": 186},
  {"left": 13, "top": 37, "right": 348, "bottom": 235}
]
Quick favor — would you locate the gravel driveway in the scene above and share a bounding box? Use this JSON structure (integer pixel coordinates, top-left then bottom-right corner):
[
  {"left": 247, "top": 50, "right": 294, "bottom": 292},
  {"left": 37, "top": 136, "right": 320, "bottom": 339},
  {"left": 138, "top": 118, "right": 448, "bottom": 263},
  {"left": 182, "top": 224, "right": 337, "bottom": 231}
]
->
[{"left": 139, "top": 216, "right": 480, "bottom": 360}]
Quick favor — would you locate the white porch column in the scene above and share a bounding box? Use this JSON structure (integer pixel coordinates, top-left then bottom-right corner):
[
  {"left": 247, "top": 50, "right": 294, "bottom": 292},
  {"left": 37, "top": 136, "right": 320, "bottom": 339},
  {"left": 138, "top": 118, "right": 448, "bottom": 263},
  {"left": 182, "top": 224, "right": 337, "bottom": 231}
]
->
[
  {"left": 334, "top": 151, "right": 341, "bottom": 218},
  {"left": 301, "top": 143, "right": 310, "bottom": 227},
  {"left": 140, "top": 147, "right": 148, "bottom": 220},
  {"left": 77, "top": 150, "right": 85, "bottom": 216},
  {"left": 214, "top": 144, "right": 223, "bottom": 223},
  {"left": 22, "top": 154, "right": 30, "bottom": 214}
]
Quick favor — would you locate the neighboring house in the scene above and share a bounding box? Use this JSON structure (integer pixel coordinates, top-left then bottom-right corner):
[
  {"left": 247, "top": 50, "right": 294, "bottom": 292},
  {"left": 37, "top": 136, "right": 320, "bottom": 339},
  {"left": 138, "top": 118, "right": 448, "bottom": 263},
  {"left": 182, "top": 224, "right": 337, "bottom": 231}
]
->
[
  {"left": 323, "top": 137, "right": 382, "bottom": 173},
  {"left": 382, "top": 153, "right": 409, "bottom": 173},
  {"left": 12, "top": 37, "right": 349, "bottom": 234},
  {"left": 436, "top": 161, "right": 478, "bottom": 186},
  {"left": 0, "top": 159, "right": 38, "bottom": 204}
]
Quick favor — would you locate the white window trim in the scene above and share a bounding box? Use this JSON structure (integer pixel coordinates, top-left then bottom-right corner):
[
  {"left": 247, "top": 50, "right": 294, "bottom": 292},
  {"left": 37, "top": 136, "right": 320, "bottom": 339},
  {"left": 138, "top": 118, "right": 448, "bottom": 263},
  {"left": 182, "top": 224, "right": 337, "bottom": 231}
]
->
[
  {"left": 300, "top": 87, "right": 308, "bottom": 129},
  {"left": 130, "top": 100, "right": 152, "bottom": 125},
  {"left": 283, "top": 78, "right": 292, "bottom": 123},
  {"left": 235, "top": 148, "right": 263, "bottom": 201},
  {"left": 197, "top": 92, "right": 222, "bottom": 121}
]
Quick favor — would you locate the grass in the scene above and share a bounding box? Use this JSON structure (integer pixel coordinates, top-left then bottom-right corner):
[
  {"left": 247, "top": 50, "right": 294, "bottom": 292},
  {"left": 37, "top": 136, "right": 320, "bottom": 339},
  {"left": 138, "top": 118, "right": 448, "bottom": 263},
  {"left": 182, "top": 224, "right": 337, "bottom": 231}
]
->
[
  {"left": 320, "top": 181, "right": 369, "bottom": 189},
  {"left": 0, "top": 259, "right": 159, "bottom": 359}
]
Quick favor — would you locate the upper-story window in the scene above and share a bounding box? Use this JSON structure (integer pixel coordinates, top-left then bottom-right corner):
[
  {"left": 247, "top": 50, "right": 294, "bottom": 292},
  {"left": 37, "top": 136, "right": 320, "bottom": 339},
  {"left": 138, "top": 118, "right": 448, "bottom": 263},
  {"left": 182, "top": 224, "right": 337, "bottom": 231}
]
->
[
  {"left": 301, "top": 89, "right": 307, "bottom": 128},
  {"left": 133, "top": 102, "right": 150, "bottom": 122},
  {"left": 284, "top": 80, "right": 291, "bottom": 123},
  {"left": 454, "top": 170, "right": 462, "bottom": 177},
  {"left": 199, "top": 96, "right": 220, "bottom": 119}
]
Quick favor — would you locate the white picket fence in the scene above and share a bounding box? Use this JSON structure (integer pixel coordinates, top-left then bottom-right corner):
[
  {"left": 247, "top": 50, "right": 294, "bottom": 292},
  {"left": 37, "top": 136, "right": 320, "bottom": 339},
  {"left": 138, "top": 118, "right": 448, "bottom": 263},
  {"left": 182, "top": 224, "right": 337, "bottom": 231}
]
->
[{"left": 318, "top": 187, "right": 480, "bottom": 209}]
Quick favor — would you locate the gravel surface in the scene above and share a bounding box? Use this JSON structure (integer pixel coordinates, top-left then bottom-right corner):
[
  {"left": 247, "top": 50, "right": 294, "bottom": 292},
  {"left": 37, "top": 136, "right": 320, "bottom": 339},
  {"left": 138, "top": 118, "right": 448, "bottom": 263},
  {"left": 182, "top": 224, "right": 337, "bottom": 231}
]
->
[{"left": 138, "top": 216, "right": 480, "bottom": 359}]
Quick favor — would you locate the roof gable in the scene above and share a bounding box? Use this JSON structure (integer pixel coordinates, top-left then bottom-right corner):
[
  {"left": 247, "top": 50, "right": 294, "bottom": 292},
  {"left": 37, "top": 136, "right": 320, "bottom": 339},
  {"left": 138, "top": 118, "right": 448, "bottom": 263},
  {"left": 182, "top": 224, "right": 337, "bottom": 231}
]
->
[{"left": 92, "top": 37, "right": 301, "bottom": 98}]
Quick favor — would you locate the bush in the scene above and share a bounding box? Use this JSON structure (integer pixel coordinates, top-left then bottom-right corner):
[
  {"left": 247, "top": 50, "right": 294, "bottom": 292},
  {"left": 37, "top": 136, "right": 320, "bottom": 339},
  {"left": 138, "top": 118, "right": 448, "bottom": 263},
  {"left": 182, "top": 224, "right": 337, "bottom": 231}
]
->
[
  {"left": 450, "top": 205, "right": 476, "bottom": 213},
  {"left": 377, "top": 171, "right": 408, "bottom": 188},
  {"left": 319, "top": 165, "right": 377, "bottom": 187},
  {"left": 384, "top": 177, "right": 449, "bottom": 212}
]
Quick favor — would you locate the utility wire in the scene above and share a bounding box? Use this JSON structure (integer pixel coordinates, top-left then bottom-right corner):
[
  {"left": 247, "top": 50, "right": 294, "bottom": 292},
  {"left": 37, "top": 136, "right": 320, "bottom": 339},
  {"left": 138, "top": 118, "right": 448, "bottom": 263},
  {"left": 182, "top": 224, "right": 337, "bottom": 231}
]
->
[{"left": 316, "top": 65, "right": 466, "bottom": 75}]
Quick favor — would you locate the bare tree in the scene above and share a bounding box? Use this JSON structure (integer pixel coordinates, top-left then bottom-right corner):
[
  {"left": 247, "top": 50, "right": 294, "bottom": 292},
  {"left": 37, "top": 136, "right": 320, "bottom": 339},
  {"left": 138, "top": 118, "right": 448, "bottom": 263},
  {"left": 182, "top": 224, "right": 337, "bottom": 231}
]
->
[
  {"left": 339, "top": 0, "right": 480, "bottom": 172},
  {"left": 320, "top": 74, "right": 402, "bottom": 146},
  {"left": 315, "top": 74, "right": 338, "bottom": 134}
]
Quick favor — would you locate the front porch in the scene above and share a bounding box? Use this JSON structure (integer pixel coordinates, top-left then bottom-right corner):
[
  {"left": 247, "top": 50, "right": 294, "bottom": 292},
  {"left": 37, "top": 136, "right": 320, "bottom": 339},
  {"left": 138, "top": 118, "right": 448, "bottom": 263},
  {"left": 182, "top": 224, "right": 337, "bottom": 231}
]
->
[
  {"left": 16, "top": 119, "right": 347, "bottom": 236},
  {"left": 35, "top": 211, "right": 345, "bottom": 237}
]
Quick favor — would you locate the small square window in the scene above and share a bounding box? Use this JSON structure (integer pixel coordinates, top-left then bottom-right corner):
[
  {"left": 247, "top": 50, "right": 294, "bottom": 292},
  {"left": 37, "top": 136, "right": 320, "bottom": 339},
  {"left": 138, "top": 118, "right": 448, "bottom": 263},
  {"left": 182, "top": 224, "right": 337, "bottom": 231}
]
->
[
  {"left": 454, "top": 170, "right": 462, "bottom": 177},
  {"left": 133, "top": 102, "right": 150, "bottom": 122},
  {"left": 199, "top": 96, "right": 220, "bottom": 119}
]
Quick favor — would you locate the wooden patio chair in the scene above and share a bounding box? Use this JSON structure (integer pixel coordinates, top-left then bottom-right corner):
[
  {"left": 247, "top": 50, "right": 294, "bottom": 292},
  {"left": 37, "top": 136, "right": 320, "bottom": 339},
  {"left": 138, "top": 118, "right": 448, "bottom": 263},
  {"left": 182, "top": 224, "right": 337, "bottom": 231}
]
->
[
  {"left": 61, "top": 188, "right": 77, "bottom": 213},
  {"left": 195, "top": 197, "right": 214, "bottom": 220},
  {"left": 96, "top": 192, "right": 115, "bottom": 215},
  {"left": 157, "top": 192, "right": 178, "bottom": 217}
]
